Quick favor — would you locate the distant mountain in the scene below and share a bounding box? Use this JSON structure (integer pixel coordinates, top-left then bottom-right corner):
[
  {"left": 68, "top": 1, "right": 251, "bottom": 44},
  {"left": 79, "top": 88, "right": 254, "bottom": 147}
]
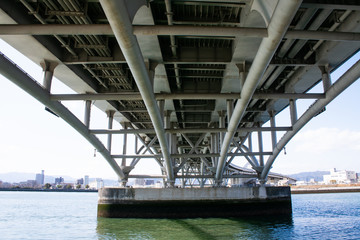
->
[
  {"left": 0, "top": 172, "right": 37, "bottom": 183},
  {"left": 289, "top": 171, "right": 330, "bottom": 182}
]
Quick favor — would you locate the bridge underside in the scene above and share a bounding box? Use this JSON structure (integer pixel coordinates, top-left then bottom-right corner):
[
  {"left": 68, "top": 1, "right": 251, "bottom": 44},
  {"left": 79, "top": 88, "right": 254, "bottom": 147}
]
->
[{"left": 0, "top": 0, "right": 360, "bottom": 187}]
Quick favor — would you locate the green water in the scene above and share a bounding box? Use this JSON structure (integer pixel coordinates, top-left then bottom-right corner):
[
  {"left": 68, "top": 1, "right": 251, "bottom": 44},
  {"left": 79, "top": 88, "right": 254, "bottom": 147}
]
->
[
  {"left": 0, "top": 191, "right": 359, "bottom": 239},
  {"left": 97, "top": 217, "right": 293, "bottom": 240}
]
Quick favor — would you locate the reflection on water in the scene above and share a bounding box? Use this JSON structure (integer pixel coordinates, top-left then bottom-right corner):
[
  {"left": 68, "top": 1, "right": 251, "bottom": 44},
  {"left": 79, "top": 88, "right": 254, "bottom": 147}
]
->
[
  {"left": 1, "top": 192, "right": 359, "bottom": 239},
  {"left": 97, "top": 216, "right": 293, "bottom": 240}
]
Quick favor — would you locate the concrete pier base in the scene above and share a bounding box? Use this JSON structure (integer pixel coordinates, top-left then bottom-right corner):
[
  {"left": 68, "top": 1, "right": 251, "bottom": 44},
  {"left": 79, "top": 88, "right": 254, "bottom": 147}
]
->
[{"left": 98, "top": 186, "right": 291, "bottom": 218}]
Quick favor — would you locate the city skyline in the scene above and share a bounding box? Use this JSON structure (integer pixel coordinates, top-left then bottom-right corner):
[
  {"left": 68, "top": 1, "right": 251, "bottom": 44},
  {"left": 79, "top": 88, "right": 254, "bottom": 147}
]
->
[{"left": 1, "top": 39, "right": 360, "bottom": 179}]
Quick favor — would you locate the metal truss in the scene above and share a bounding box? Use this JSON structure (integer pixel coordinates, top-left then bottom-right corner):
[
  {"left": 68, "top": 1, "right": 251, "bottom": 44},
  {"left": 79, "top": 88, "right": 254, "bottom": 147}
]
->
[{"left": 1, "top": 0, "right": 360, "bottom": 188}]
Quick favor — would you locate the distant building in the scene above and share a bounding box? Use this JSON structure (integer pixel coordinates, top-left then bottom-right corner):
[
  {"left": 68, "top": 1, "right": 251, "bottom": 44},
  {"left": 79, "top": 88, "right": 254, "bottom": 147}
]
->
[
  {"left": 0, "top": 181, "right": 12, "bottom": 188},
  {"left": 89, "top": 178, "right": 103, "bottom": 189},
  {"left": 19, "top": 180, "right": 37, "bottom": 188},
  {"left": 35, "top": 170, "right": 45, "bottom": 185},
  {"left": 55, "top": 177, "right": 64, "bottom": 185},
  {"left": 277, "top": 178, "right": 297, "bottom": 186},
  {"left": 155, "top": 181, "right": 162, "bottom": 188},
  {"left": 84, "top": 175, "right": 89, "bottom": 186},
  {"left": 323, "top": 168, "right": 357, "bottom": 184},
  {"left": 145, "top": 180, "right": 155, "bottom": 186},
  {"left": 76, "top": 178, "right": 84, "bottom": 185},
  {"left": 135, "top": 178, "right": 145, "bottom": 186}
]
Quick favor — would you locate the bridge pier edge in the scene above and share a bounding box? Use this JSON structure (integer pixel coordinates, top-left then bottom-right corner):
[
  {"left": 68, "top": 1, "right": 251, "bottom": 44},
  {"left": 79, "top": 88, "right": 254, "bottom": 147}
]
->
[{"left": 97, "top": 186, "right": 292, "bottom": 218}]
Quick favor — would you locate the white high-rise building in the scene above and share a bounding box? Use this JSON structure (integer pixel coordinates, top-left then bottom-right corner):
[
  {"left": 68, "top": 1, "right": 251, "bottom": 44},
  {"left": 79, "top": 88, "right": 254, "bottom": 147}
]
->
[
  {"left": 35, "top": 170, "right": 45, "bottom": 185},
  {"left": 89, "top": 178, "right": 104, "bottom": 189},
  {"left": 323, "top": 168, "right": 357, "bottom": 184},
  {"left": 84, "top": 175, "right": 89, "bottom": 186}
]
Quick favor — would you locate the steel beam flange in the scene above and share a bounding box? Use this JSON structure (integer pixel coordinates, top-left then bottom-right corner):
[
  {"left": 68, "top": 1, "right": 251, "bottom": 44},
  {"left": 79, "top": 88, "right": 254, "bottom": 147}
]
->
[
  {"left": 215, "top": 0, "right": 302, "bottom": 184},
  {"left": 261, "top": 58, "right": 360, "bottom": 180},
  {"left": 0, "top": 52, "right": 126, "bottom": 180},
  {"left": 99, "top": 0, "right": 174, "bottom": 182}
]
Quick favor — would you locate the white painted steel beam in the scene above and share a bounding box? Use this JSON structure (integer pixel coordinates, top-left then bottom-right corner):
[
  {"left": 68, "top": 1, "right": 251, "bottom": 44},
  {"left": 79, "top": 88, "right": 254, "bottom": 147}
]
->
[
  {"left": 89, "top": 126, "right": 292, "bottom": 134},
  {"left": 50, "top": 93, "right": 325, "bottom": 101},
  {"left": 257, "top": 126, "right": 264, "bottom": 167},
  {"left": 215, "top": 0, "right": 302, "bottom": 183},
  {"left": 84, "top": 100, "right": 92, "bottom": 128},
  {"left": 111, "top": 152, "right": 273, "bottom": 159},
  {"left": 106, "top": 110, "right": 114, "bottom": 153},
  {"left": 0, "top": 52, "right": 126, "bottom": 180},
  {"left": 261, "top": 58, "right": 360, "bottom": 180},
  {"left": 1, "top": 24, "right": 360, "bottom": 41},
  {"left": 99, "top": 0, "right": 174, "bottom": 183},
  {"left": 289, "top": 99, "right": 298, "bottom": 125},
  {"left": 126, "top": 174, "right": 259, "bottom": 179}
]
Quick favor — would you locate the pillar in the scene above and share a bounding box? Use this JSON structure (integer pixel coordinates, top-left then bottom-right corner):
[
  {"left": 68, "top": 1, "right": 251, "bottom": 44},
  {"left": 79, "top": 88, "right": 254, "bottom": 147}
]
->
[
  {"left": 107, "top": 110, "right": 115, "bottom": 153},
  {"left": 248, "top": 132, "right": 253, "bottom": 152},
  {"left": 164, "top": 110, "right": 174, "bottom": 187},
  {"left": 319, "top": 65, "right": 332, "bottom": 92},
  {"left": 218, "top": 111, "right": 226, "bottom": 145},
  {"left": 158, "top": 99, "right": 165, "bottom": 124},
  {"left": 210, "top": 133, "right": 216, "bottom": 166},
  {"left": 121, "top": 122, "right": 128, "bottom": 167},
  {"left": 145, "top": 59, "right": 158, "bottom": 91},
  {"left": 40, "top": 60, "right": 58, "bottom": 92},
  {"left": 257, "top": 124, "right": 264, "bottom": 167},
  {"left": 236, "top": 62, "right": 247, "bottom": 91},
  {"left": 289, "top": 99, "right": 297, "bottom": 126},
  {"left": 269, "top": 111, "right": 277, "bottom": 151},
  {"left": 227, "top": 99, "right": 234, "bottom": 124},
  {"left": 84, "top": 100, "right": 92, "bottom": 128}
]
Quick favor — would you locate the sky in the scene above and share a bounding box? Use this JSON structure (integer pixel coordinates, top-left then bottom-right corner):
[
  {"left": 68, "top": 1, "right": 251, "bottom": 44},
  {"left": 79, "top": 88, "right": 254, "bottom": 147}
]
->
[{"left": 0, "top": 39, "right": 360, "bottom": 180}]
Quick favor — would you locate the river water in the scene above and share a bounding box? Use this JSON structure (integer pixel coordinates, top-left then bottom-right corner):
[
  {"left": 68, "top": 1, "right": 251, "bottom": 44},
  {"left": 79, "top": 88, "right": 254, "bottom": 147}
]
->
[{"left": 0, "top": 191, "right": 359, "bottom": 239}]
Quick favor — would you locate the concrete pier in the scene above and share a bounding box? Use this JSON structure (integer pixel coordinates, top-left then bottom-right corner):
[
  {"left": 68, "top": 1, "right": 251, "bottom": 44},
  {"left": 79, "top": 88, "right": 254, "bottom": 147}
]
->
[{"left": 98, "top": 186, "right": 291, "bottom": 218}]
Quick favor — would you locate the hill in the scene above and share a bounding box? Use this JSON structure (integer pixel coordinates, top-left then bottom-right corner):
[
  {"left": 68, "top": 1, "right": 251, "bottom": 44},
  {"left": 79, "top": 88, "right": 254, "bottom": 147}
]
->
[{"left": 289, "top": 171, "right": 330, "bottom": 182}]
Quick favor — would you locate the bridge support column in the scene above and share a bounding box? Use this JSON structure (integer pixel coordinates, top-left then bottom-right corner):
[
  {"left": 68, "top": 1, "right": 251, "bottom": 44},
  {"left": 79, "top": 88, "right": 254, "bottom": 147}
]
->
[
  {"left": 40, "top": 60, "right": 58, "bottom": 92},
  {"left": 200, "top": 161, "right": 205, "bottom": 187},
  {"left": 121, "top": 122, "right": 128, "bottom": 168},
  {"left": 84, "top": 100, "right": 92, "bottom": 128},
  {"left": 170, "top": 122, "right": 177, "bottom": 175},
  {"left": 236, "top": 62, "right": 247, "bottom": 91},
  {"left": 227, "top": 99, "right": 234, "bottom": 124},
  {"left": 210, "top": 133, "right": 218, "bottom": 167},
  {"left": 100, "top": 0, "right": 174, "bottom": 184},
  {"left": 120, "top": 122, "right": 129, "bottom": 187},
  {"left": 98, "top": 186, "right": 291, "bottom": 218},
  {"left": 256, "top": 123, "right": 267, "bottom": 185},
  {"left": 269, "top": 111, "right": 277, "bottom": 150},
  {"left": 257, "top": 123, "right": 264, "bottom": 167},
  {"left": 164, "top": 110, "right": 175, "bottom": 187},
  {"left": 106, "top": 110, "right": 115, "bottom": 153},
  {"left": 157, "top": 99, "right": 165, "bottom": 122},
  {"left": 320, "top": 65, "right": 332, "bottom": 92},
  {"left": 219, "top": 111, "right": 226, "bottom": 145},
  {"left": 289, "top": 99, "right": 297, "bottom": 125},
  {"left": 145, "top": 59, "right": 157, "bottom": 91},
  {"left": 248, "top": 132, "right": 253, "bottom": 152}
]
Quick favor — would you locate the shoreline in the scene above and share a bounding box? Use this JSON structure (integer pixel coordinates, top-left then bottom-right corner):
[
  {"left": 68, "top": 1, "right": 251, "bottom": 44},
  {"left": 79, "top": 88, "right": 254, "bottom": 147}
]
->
[
  {"left": 2, "top": 186, "right": 360, "bottom": 194},
  {"left": 291, "top": 186, "right": 360, "bottom": 194},
  {"left": 0, "top": 188, "right": 97, "bottom": 192}
]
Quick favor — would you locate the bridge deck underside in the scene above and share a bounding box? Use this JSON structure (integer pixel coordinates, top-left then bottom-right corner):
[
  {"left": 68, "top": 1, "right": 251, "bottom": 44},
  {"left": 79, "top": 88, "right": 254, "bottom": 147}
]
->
[{"left": 0, "top": 0, "right": 359, "bottom": 187}]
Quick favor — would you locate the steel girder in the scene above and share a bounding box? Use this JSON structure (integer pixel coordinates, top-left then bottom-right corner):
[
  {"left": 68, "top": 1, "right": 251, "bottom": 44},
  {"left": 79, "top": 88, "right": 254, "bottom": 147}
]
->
[
  {"left": 1, "top": 0, "right": 360, "bottom": 187},
  {"left": 0, "top": 52, "right": 126, "bottom": 180}
]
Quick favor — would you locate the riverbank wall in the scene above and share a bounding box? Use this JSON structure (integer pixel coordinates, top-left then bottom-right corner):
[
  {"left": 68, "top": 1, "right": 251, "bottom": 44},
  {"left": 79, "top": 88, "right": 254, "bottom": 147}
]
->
[
  {"left": 97, "top": 186, "right": 291, "bottom": 218},
  {"left": 291, "top": 186, "right": 360, "bottom": 194},
  {"left": 0, "top": 188, "right": 97, "bottom": 192}
]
